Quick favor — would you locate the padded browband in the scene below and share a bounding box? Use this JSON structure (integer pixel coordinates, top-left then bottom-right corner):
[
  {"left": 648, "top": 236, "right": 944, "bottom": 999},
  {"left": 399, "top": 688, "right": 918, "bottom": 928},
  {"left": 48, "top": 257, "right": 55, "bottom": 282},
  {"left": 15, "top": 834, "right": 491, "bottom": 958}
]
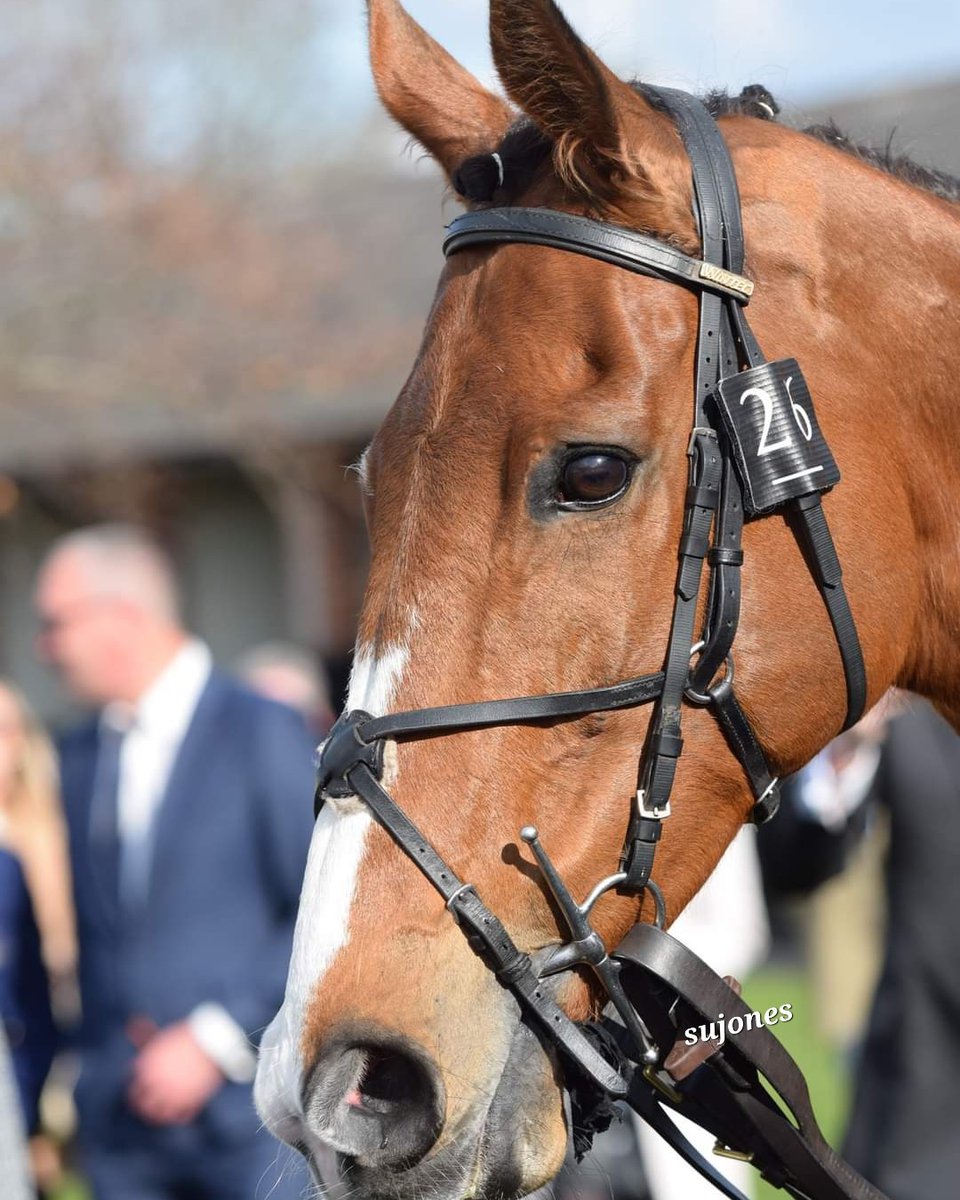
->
[{"left": 444, "top": 208, "right": 755, "bottom": 302}]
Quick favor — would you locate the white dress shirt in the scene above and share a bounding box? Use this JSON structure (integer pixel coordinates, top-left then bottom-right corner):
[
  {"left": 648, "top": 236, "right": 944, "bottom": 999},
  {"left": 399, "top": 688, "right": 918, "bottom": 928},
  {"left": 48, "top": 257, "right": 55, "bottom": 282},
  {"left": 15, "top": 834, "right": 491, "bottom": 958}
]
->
[
  {"left": 101, "top": 639, "right": 257, "bottom": 1083},
  {"left": 795, "top": 743, "right": 881, "bottom": 830}
]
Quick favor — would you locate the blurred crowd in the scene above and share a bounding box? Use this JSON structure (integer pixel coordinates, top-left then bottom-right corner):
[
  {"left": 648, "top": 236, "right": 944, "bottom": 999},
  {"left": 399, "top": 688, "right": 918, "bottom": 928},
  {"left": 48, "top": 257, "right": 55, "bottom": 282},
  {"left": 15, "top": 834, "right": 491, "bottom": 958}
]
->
[
  {"left": 2, "top": 523, "right": 332, "bottom": 1198},
  {"left": 1, "top": 522, "right": 957, "bottom": 1200},
  {"left": 559, "top": 692, "right": 960, "bottom": 1200}
]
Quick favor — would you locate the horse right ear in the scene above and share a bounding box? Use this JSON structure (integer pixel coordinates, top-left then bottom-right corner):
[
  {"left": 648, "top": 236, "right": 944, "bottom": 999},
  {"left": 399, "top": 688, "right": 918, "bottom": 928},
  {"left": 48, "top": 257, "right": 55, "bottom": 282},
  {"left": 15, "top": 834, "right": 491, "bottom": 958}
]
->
[
  {"left": 489, "top": 0, "right": 695, "bottom": 239},
  {"left": 368, "top": 0, "right": 514, "bottom": 181}
]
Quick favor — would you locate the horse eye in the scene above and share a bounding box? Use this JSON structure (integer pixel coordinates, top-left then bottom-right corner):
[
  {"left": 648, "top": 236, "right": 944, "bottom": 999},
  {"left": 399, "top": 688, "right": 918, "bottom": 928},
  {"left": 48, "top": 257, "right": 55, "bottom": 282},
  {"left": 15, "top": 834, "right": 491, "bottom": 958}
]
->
[{"left": 559, "top": 452, "right": 630, "bottom": 507}]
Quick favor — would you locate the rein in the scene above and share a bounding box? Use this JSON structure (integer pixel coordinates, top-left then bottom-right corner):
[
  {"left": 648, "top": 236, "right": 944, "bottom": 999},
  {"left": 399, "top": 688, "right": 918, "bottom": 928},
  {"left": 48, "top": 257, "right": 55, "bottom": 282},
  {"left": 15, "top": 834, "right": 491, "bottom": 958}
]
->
[{"left": 316, "top": 89, "right": 880, "bottom": 1200}]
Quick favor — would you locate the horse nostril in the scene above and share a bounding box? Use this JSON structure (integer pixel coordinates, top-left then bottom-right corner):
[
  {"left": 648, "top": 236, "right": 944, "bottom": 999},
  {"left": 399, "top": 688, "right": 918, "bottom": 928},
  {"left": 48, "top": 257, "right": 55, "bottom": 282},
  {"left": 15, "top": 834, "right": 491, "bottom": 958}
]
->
[
  {"left": 352, "top": 1047, "right": 415, "bottom": 1113},
  {"left": 303, "top": 1032, "right": 444, "bottom": 1169}
]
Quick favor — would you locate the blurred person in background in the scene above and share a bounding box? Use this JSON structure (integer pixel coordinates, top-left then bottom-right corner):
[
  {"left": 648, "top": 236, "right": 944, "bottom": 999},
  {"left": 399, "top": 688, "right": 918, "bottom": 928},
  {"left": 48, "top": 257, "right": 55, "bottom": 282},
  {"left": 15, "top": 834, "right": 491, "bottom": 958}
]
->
[
  {"left": 34, "top": 524, "right": 315, "bottom": 1200},
  {"left": 758, "top": 703, "right": 890, "bottom": 1068},
  {"left": 0, "top": 682, "right": 76, "bottom": 998},
  {"left": 236, "top": 641, "right": 335, "bottom": 736},
  {"left": 0, "top": 681, "right": 72, "bottom": 1192},
  {"left": 760, "top": 694, "right": 960, "bottom": 1200}
]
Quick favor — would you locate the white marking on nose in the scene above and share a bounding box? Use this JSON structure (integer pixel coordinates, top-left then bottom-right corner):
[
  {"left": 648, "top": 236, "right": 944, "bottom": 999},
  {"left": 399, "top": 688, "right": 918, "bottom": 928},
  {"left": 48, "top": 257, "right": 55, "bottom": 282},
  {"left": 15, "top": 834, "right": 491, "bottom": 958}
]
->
[
  {"left": 349, "top": 641, "right": 410, "bottom": 718},
  {"left": 255, "top": 635, "right": 411, "bottom": 1135}
]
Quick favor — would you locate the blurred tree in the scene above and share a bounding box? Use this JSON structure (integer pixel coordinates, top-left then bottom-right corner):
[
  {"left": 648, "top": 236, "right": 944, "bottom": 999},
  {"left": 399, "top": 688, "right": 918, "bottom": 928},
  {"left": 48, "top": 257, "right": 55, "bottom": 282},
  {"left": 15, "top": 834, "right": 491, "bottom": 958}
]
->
[{"left": 0, "top": 0, "right": 440, "bottom": 472}]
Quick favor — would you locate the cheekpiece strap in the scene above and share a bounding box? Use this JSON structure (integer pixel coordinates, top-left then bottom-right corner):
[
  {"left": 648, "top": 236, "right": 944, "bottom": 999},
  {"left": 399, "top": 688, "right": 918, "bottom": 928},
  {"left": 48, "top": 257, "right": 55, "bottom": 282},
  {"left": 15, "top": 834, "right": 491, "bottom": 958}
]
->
[{"left": 331, "top": 757, "right": 629, "bottom": 1099}]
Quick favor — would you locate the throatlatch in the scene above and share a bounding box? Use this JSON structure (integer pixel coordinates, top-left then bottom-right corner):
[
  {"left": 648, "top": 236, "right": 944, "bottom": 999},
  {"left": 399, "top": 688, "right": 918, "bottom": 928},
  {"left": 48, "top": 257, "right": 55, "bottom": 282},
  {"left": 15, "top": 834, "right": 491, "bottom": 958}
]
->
[{"left": 316, "top": 87, "right": 876, "bottom": 1200}]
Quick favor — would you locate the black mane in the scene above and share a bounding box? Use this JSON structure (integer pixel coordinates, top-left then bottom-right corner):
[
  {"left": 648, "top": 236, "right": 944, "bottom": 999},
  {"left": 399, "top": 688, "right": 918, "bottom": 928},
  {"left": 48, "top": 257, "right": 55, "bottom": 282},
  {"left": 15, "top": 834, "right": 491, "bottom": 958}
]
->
[{"left": 453, "top": 83, "right": 960, "bottom": 207}]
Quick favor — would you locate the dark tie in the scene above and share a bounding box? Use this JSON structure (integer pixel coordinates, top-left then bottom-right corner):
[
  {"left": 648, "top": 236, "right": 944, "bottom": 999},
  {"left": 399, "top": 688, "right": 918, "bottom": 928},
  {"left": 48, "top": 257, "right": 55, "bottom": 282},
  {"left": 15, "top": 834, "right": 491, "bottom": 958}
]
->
[{"left": 88, "top": 721, "right": 126, "bottom": 917}]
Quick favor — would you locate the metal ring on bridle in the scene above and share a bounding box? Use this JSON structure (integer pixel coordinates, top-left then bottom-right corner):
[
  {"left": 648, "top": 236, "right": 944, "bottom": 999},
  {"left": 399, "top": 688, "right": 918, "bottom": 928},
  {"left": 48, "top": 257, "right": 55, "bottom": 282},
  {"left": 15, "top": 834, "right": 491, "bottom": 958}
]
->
[
  {"left": 645, "top": 879, "right": 667, "bottom": 929},
  {"left": 685, "top": 642, "right": 735, "bottom": 705}
]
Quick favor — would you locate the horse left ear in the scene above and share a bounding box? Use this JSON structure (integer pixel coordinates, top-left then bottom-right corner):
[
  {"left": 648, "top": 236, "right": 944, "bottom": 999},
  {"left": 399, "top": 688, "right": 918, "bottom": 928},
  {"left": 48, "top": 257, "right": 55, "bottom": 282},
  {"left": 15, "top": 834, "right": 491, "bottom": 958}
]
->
[
  {"left": 368, "top": 0, "right": 514, "bottom": 181},
  {"left": 490, "top": 0, "right": 693, "bottom": 230}
]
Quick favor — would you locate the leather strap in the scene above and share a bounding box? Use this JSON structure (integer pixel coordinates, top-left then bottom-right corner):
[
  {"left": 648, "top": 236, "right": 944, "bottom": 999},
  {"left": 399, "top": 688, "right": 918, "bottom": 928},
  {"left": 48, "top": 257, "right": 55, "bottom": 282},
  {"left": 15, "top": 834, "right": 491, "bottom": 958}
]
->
[
  {"left": 614, "top": 924, "right": 888, "bottom": 1200},
  {"left": 358, "top": 671, "right": 665, "bottom": 741},
  {"left": 710, "top": 688, "right": 781, "bottom": 822},
  {"left": 444, "top": 208, "right": 753, "bottom": 302},
  {"left": 623, "top": 431, "right": 721, "bottom": 886},
  {"left": 651, "top": 85, "right": 865, "bottom": 740},
  {"left": 792, "top": 494, "right": 867, "bottom": 730},
  {"left": 343, "top": 760, "right": 629, "bottom": 1098},
  {"left": 623, "top": 85, "right": 741, "bottom": 886}
]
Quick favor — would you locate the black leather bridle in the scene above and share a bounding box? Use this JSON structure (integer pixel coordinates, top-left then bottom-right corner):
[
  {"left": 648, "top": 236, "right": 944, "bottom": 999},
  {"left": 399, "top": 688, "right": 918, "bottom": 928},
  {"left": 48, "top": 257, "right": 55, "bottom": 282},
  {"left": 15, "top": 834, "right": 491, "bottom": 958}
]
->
[{"left": 316, "top": 89, "right": 881, "bottom": 1200}]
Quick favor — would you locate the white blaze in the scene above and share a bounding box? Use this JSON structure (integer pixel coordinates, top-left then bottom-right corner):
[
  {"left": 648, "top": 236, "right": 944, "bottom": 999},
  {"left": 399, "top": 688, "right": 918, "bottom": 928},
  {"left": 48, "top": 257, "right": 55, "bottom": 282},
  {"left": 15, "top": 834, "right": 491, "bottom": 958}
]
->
[{"left": 255, "top": 639, "right": 410, "bottom": 1138}]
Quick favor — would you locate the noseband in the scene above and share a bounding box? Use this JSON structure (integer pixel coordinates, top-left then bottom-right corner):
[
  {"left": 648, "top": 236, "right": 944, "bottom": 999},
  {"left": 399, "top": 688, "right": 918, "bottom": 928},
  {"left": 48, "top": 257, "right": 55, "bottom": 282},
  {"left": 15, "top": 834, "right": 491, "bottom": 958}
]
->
[{"left": 316, "top": 90, "right": 879, "bottom": 1200}]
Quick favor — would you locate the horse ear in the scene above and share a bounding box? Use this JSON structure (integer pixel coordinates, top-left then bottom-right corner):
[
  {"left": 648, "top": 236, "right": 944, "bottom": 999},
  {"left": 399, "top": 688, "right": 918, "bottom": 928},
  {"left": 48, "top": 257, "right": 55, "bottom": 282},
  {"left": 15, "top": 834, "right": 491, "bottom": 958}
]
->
[
  {"left": 368, "top": 0, "right": 514, "bottom": 180},
  {"left": 489, "top": 0, "right": 691, "bottom": 222}
]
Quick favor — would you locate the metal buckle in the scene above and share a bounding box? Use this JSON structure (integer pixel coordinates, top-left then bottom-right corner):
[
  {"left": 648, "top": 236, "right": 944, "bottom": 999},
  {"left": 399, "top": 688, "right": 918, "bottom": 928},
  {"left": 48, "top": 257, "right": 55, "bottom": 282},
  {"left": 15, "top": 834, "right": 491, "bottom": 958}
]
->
[
  {"left": 713, "top": 1140, "right": 755, "bottom": 1163},
  {"left": 687, "top": 426, "right": 718, "bottom": 456},
  {"left": 637, "top": 789, "right": 671, "bottom": 820},
  {"left": 445, "top": 883, "right": 476, "bottom": 913},
  {"left": 643, "top": 1064, "right": 683, "bottom": 1105}
]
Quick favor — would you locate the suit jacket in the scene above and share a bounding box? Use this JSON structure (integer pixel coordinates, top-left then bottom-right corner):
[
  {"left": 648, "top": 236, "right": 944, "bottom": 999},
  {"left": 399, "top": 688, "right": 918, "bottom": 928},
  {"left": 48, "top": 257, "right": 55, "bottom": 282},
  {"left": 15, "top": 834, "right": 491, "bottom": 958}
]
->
[
  {"left": 841, "top": 703, "right": 960, "bottom": 1200},
  {"left": 757, "top": 772, "right": 871, "bottom": 897},
  {"left": 0, "top": 848, "right": 56, "bottom": 1132},
  {"left": 59, "top": 671, "right": 316, "bottom": 1149}
]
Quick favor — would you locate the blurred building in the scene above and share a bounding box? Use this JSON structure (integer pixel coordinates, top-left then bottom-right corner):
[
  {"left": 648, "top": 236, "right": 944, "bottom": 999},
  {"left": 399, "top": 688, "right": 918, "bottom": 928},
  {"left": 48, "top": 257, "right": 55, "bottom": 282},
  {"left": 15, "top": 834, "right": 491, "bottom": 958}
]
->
[
  {"left": 0, "top": 67, "right": 956, "bottom": 724},
  {"left": 0, "top": 159, "right": 450, "bottom": 721},
  {"left": 800, "top": 74, "right": 960, "bottom": 174}
]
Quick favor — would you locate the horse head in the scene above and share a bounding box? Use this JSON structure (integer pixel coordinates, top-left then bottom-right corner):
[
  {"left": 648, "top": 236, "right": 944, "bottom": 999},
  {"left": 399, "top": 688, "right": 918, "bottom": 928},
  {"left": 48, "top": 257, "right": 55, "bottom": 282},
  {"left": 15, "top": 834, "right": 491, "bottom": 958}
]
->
[{"left": 256, "top": 2, "right": 960, "bottom": 1197}]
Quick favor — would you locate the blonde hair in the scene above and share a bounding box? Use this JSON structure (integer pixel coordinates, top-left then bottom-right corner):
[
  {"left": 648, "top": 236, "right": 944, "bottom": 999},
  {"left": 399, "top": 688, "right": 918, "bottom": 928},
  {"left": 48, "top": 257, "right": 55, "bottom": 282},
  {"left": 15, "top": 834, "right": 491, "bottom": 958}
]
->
[{"left": 0, "top": 682, "right": 76, "bottom": 980}]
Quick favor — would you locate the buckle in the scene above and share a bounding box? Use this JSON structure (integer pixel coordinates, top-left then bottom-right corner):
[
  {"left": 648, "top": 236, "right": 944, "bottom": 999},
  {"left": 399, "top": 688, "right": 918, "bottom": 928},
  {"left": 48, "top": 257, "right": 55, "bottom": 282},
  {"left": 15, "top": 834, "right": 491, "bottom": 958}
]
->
[
  {"left": 687, "top": 426, "right": 718, "bottom": 456},
  {"left": 713, "top": 1141, "right": 755, "bottom": 1163},
  {"left": 445, "top": 883, "right": 476, "bottom": 914},
  {"left": 642, "top": 1064, "right": 683, "bottom": 1105},
  {"left": 637, "top": 789, "right": 671, "bottom": 820}
]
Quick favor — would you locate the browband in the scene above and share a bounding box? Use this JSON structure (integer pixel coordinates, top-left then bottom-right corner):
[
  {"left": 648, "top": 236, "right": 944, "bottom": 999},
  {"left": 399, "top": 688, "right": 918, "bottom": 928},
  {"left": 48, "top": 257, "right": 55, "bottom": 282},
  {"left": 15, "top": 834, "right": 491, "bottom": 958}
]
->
[{"left": 444, "top": 207, "right": 755, "bottom": 301}]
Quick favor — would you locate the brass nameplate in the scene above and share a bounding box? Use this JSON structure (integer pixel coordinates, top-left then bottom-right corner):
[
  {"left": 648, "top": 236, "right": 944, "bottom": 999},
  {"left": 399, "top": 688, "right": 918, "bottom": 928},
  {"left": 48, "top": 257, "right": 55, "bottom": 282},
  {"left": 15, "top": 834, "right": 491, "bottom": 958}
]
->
[{"left": 699, "top": 261, "right": 755, "bottom": 298}]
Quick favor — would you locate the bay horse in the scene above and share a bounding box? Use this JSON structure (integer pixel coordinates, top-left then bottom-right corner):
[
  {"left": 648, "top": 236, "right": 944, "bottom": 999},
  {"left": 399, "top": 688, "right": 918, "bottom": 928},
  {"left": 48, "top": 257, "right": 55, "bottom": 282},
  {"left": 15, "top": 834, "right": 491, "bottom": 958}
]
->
[{"left": 255, "top": 1, "right": 960, "bottom": 1197}]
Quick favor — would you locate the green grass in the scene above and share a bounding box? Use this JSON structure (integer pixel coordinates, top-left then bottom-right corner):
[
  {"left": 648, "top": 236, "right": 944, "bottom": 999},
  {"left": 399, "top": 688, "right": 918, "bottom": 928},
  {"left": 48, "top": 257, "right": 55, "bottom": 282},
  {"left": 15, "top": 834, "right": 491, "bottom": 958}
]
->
[
  {"left": 50, "top": 1174, "right": 89, "bottom": 1200},
  {"left": 742, "top": 965, "right": 851, "bottom": 1200}
]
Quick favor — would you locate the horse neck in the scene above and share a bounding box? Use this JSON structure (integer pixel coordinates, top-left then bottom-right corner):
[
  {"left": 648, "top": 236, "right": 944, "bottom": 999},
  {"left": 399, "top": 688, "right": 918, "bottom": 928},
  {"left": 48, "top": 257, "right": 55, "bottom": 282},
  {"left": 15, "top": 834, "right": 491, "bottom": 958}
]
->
[{"left": 829, "top": 175, "right": 960, "bottom": 716}]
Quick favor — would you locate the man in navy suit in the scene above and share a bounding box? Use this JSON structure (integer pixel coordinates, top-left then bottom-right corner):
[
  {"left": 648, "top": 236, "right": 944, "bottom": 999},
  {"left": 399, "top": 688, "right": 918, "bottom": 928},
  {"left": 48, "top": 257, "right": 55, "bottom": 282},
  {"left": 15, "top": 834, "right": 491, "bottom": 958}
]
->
[{"left": 35, "top": 525, "right": 315, "bottom": 1199}]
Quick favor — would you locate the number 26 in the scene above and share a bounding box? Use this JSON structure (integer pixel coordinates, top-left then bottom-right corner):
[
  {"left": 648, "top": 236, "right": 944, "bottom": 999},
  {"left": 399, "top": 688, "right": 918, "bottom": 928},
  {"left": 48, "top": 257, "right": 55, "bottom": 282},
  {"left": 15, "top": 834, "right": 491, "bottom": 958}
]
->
[{"left": 740, "top": 376, "right": 812, "bottom": 457}]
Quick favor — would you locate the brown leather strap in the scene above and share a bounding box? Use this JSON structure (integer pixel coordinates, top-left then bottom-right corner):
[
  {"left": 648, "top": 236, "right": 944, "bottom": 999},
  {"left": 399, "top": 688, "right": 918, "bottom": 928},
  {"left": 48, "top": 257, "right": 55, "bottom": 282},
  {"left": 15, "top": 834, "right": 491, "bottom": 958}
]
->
[{"left": 613, "top": 923, "right": 888, "bottom": 1200}]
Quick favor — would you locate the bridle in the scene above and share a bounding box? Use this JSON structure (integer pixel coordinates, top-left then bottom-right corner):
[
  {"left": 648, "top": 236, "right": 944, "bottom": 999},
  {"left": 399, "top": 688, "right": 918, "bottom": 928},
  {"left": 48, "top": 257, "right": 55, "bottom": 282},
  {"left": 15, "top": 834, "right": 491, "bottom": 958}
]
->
[{"left": 315, "top": 89, "right": 881, "bottom": 1200}]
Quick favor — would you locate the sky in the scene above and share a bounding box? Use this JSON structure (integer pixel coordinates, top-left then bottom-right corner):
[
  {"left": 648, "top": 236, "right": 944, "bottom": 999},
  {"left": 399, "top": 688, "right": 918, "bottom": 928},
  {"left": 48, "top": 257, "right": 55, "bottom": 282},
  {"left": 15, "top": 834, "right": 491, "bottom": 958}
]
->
[
  {"left": 324, "top": 0, "right": 960, "bottom": 119},
  {"left": 7, "top": 0, "right": 954, "bottom": 172}
]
